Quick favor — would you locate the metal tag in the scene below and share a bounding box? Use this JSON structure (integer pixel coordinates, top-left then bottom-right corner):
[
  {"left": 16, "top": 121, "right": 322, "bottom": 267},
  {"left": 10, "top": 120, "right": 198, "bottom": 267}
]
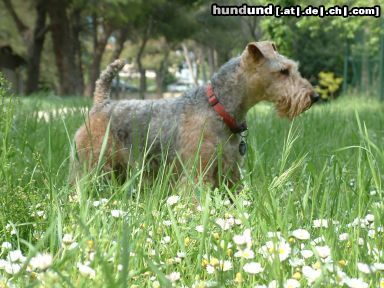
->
[{"left": 239, "top": 139, "right": 247, "bottom": 156}]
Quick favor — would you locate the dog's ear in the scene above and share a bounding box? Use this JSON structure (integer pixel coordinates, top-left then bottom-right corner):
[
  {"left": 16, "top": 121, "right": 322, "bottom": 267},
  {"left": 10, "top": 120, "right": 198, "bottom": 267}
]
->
[{"left": 245, "top": 42, "right": 264, "bottom": 63}]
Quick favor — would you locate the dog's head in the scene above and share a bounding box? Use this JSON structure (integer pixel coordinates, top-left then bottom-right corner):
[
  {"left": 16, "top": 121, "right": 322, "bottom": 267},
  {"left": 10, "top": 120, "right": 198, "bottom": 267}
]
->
[{"left": 241, "top": 41, "right": 318, "bottom": 119}]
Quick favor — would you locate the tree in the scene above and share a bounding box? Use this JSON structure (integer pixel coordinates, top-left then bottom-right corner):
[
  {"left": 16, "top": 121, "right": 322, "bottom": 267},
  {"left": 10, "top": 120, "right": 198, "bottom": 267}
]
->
[
  {"left": 1, "top": 0, "right": 48, "bottom": 94},
  {"left": 47, "top": 0, "right": 84, "bottom": 95},
  {"left": 86, "top": 1, "right": 138, "bottom": 97},
  {"left": 193, "top": 5, "right": 244, "bottom": 77}
]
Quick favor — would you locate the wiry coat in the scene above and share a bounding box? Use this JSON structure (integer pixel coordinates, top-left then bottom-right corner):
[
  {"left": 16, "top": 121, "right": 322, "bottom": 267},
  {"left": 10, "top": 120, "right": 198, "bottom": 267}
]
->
[{"left": 72, "top": 41, "right": 316, "bottom": 186}]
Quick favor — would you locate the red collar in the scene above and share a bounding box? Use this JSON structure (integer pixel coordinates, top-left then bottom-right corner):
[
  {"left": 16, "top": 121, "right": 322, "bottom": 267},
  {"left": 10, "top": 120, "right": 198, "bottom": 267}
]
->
[{"left": 206, "top": 84, "right": 247, "bottom": 134}]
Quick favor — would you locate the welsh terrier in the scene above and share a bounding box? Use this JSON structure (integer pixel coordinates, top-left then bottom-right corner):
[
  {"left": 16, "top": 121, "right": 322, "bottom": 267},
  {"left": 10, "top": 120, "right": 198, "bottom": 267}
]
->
[{"left": 71, "top": 41, "right": 318, "bottom": 187}]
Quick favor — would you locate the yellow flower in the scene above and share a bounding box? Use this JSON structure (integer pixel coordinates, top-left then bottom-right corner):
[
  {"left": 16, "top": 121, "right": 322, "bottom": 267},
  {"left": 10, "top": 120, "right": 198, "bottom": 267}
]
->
[
  {"left": 293, "top": 271, "right": 301, "bottom": 280},
  {"left": 166, "top": 258, "right": 174, "bottom": 265},
  {"left": 313, "top": 261, "right": 321, "bottom": 270},
  {"left": 87, "top": 240, "right": 94, "bottom": 249},
  {"left": 184, "top": 237, "right": 191, "bottom": 246},
  {"left": 338, "top": 259, "right": 347, "bottom": 267},
  {"left": 288, "top": 236, "right": 296, "bottom": 244},
  {"left": 227, "top": 248, "right": 233, "bottom": 257},
  {"left": 234, "top": 272, "right": 243, "bottom": 283},
  {"left": 210, "top": 257, "right": 219, "bottom": 267},
  {"left": 379, "top": 279, "right": 384, "bottom": 288},
  {"left": 213, "top": 233, "right": 220, "bottom": 240},
  {"left": 30, "top": 272, "right": 38, "bottom": 280},
  {"left": 201, "top": 259, "right": 208, "bottom": 267}
]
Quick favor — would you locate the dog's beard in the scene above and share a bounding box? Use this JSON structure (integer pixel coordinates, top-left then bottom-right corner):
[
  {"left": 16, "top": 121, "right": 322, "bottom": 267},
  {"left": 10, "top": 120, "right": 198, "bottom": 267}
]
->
[{"left": 276, "top": 93, "right": 312, "bottom": 119}]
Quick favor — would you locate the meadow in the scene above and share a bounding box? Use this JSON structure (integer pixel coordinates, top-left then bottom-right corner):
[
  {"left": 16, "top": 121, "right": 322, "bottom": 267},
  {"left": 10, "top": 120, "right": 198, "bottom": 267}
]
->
[{"left": 0, "top": 90, "right": 383, "bottom": 287}]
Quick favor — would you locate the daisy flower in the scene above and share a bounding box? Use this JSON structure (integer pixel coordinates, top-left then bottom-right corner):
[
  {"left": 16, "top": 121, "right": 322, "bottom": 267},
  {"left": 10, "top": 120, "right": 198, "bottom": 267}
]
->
[
  {"left": 314, "top": 245, "right": 331, "bottom": 259},
  {"left": 243, "top": 262, "right": 264, "bottom": 274},
  {"left": 284, "top": 279, "right": 300, "bottom": 288},
  {"left": 345, "top": 278, "right": 368, "bottom": 288},
  {"left": 29, "top": 253, "right": 53, "bottom": 270},
  {"left": 166, "top": 271, "right": 180, "bottom": 282},
  {"left": 77, "top": 262, "right": 96, "bottom": 279},
  {"left": 166, "top": 195, "right": 180, "bottom": 206},
  {"left": 292, "top": 229, "right": 310, "bottom": 240},
  {"left": 313, "top": 219, "right": 328, "bottom": 228},
  {"left": 302, "top": 265, "right": 321, "bottom": 284},
  {"left": 234, "top": 247, "right": 255, "bottom": 259}
]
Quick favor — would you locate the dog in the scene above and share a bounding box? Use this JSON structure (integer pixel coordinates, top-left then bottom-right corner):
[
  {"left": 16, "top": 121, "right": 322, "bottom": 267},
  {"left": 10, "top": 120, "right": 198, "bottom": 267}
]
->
[{"left": 71, "top": 41, "right": 318, "bottom": 187}]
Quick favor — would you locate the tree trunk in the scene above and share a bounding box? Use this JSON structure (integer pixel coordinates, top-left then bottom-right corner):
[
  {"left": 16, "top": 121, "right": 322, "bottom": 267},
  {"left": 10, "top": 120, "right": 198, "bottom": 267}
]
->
[
  {"left": 110, "top": 27, "right": 129, "bottom": 62},
  {"left": 182, "top": 44, "right": 198, "bottom": 86},
  {"left": 136, "top": 37, "right": 148, "bottom": 99},
  {"left": 47, "top": 0, "right": 83, "bottom": 95},
  {"left": 88, "top": 22, "right": 113, "bottom": 98},
  {"left": 2, "top": 0, "right": 48, "bottom": 95},
  {"left": 72, "top": 8, "right": 84, "bottom": 95},
  {"left": 199, "top": 47, "right": 207, "bottom": 83},
  {"left": 207, "top": 46, "right": 216, "bottom": 78},
  {"left": 25, "top": 0, "right": 47, "bottom": 94},
  {"left": 155, "top": 49, "right": 170, "bottom": 98}
]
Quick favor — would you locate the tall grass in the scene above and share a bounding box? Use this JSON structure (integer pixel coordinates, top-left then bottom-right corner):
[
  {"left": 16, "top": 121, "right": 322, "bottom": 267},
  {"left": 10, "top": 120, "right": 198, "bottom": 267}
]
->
[{"left": 0, "top": 90, "right": 383, "bottom": 287}]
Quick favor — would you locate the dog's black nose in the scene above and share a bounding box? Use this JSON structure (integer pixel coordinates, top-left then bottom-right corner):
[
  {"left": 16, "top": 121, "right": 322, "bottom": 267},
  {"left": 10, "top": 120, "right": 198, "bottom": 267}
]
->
[{"left": 310, "top": 92, "right": 320, "bottom": 104}]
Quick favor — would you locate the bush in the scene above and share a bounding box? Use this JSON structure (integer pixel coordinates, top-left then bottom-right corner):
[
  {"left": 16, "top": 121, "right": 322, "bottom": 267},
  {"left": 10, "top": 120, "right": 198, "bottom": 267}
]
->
[{"left": 315, "top": 71, "right": 343, "bottom": 100}]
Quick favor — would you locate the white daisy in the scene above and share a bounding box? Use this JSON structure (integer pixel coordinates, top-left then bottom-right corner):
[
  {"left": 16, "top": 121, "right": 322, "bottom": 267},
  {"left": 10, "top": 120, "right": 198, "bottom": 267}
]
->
[
  {"left": 7, "top": 250, "right": 25, "bottom": 263},
  {"left": 345, "top": 278, "right": 368, "bottom": 288},
  {"left": 233, "top": 229, "right": 252, "bottom": 247},
  {"left": 195, "top": 225, "right": 204, "bottom": 233},
  {"left": 289, "top": 258, "right": 305, "bottom": 267},
  {"left": 62, "top": 234, "right": 74, "bottom": 245},
  {"left": 277, "top": 240, "right": 291, "bottom": 261},
  {"left": 373, "top": 263, "right": 384, "bottom": 271},
  {"left": 220, "top": 260, "right": 233, "bottom": 271},
  {"left": 315, "top": 245, "right": 331, "bottom": 258},
  {"left": 215, "top": 218, "right": 235, "bottom": 230},
  {"left": 268, "top": 281, "right": 278, "bottom": 288},
  {"left": 311, "top": 236, "right": 325, "bottom": 245},
  {"left": 77, "top": 262, "right": 96, "bottom": 279},
  {"left": 338, "top": 233, "right": 349, "bottom": 241},
  {"left": 365, "top": 214, "right": 374, "bottom": 222},
  {"left": 29, "top": 253, "right": 53, "bottom": 270},
  {"left": 313, "top": 219, "right": 328, "bottom": 228},
  {"left": 357, "top": 262, "right": 376, "bottom": 274},
  {"left": 166, "top": 271, "right": 180, "bottom": 282},
  {"left": 302, "top": 265, "right": 321, "bottom": 284},
  {"left": 4, "top": 262, "right": 21, "bottom": 275},
  {"left": 206, "top": 264, "right": 215, "bottom": 274},
  {"left": 284, "top": 278, "right": 300, "bottom": 288},
  {"left": 111, "top": 209, "right": 124, "bottom": 218},
  {"left": 166, "top": 195, "right": 180, "bottom": 206},
  {"left": 1, "top": 242, "right": 12, "bottom": 250},
  {"left": 163, "top": 220, "right": 172, "bottom": 226},
  {"left": 300, "top": 250, "right": 314, "bottom": 259},
  {"left": 234, "top": 247, "right": 255, "bottom": 259},
  {"left": 243, "top": 262, "right": 263, "bottom": 274},
  {"left": 368, "top": 229, "right": 375, "bottom": 238},
  {"left": 161, "top": 236, "right": 171, "bottom": 244},
  {"left": 292, "top": 229, "right": 310, "bottom": 240}
]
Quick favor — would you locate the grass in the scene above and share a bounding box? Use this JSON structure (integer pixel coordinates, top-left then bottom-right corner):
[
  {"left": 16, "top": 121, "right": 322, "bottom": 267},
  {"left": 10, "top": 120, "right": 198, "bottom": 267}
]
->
[{"left": 0, "top": 91, "right": 383, "bottom": 287}]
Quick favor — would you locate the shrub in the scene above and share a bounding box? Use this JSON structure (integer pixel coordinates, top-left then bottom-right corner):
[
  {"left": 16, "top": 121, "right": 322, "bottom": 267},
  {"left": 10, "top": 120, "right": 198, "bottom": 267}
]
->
[{"left": 315, "top": 71, "right": 343, "bottom": 100}]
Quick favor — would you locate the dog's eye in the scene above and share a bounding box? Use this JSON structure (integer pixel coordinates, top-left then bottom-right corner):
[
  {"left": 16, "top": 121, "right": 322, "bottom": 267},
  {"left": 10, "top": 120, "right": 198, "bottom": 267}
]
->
[{"left": 280, "top": 68, "right": 289, "bottom": 76}]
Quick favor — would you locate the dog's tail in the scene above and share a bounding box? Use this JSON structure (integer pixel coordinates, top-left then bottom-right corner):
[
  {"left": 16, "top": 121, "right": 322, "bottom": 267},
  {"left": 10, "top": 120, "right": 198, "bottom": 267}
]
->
[{"left": 93, "top": 59, "right": 125, "bottom": 105}]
